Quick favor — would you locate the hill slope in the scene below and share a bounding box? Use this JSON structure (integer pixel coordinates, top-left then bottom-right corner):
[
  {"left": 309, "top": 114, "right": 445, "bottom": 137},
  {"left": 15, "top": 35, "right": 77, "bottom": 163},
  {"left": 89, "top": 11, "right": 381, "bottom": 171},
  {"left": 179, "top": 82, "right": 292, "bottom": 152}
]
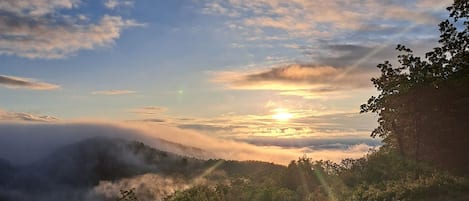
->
[{"left": 0, "top": 137, "right": 284, "bottom": 201}]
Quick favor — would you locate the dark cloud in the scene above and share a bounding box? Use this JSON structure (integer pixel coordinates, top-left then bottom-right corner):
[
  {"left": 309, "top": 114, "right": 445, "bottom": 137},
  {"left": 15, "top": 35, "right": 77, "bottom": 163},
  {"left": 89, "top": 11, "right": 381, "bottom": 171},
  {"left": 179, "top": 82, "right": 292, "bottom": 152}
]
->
[
  {"left": 246, "top": 64, "right": 339, "bottom": 83},
  {"left": 301, "top": 43, "right": 396, "bottom": 69},
  {"left": 304, "top": 37, "right": 441, "bottom": 71},
  {"left": 0, "top": 75, "right": 60, "bottom": 90},
  {"left": 213, "top": 64, "right": 373, "bottom": 96}
]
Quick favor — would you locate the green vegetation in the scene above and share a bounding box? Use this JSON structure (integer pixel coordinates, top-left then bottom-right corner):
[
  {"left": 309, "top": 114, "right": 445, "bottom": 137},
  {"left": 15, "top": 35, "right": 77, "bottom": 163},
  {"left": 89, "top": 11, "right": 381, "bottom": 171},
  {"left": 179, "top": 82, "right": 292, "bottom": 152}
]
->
[
  {"left": 117, "top": 188, "right": 139, "bottom": 201},
  {"left": 160, "top": 1, "right": 469, "bottom": 200},
  {"left": 360, "top": 0, "right": 469, "bottom": 174},
  {"left": 161, "top": 150, "right": 468, "bottom": 201}
]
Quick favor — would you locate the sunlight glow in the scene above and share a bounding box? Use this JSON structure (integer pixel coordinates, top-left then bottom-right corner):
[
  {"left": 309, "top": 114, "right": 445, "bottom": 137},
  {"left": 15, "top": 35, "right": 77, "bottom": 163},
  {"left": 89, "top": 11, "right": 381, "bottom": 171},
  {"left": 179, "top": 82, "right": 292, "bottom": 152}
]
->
[{"left": 272, "top": 109, "right": 293, "bottom": 121}]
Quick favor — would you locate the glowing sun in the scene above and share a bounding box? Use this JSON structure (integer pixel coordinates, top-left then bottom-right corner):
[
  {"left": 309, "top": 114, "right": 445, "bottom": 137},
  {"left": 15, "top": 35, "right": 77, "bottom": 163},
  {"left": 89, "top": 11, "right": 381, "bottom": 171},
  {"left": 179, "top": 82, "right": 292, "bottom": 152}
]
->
[{"left": 272, "top": 110, "right": 293, "bottom": 121}]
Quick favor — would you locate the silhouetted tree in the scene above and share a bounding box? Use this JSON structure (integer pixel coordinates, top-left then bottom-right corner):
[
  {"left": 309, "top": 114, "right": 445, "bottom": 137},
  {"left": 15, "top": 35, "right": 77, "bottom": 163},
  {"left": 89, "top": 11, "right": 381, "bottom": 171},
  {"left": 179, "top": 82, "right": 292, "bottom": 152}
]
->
[{"left": 361, "top": 0, "right": 469, "bottom": 174}]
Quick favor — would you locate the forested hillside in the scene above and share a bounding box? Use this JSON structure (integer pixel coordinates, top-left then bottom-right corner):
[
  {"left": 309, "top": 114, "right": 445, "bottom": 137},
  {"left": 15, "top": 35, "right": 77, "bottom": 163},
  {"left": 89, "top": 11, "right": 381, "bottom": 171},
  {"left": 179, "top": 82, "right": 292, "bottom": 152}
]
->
[
  {"left": 2, "top": 1, "right": 469, "bottom": 201},
  {"left": 152, "top": 1, "right": 469, "bottom": 200}
]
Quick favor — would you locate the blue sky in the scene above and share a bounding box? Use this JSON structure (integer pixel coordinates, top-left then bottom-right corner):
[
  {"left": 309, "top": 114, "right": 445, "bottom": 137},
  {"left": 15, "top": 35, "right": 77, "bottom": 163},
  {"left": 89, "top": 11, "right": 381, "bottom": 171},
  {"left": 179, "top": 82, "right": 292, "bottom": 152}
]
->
[{"left": 0, "top": 0, "right": 453, "bottom": 156}]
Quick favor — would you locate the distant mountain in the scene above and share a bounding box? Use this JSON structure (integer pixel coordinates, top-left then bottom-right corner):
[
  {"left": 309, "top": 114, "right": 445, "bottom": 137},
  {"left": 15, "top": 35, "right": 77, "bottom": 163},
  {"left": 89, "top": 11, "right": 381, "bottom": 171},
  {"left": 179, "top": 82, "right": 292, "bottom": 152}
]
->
[
  {"left": 0, "top": 137, "right": 283, "bottom": 201},
  {"left": 13, "top": 137, "right": 205, "bottom": 187},
  {"left": 147, "top": 136, "right": 213, "bottom": 160}
]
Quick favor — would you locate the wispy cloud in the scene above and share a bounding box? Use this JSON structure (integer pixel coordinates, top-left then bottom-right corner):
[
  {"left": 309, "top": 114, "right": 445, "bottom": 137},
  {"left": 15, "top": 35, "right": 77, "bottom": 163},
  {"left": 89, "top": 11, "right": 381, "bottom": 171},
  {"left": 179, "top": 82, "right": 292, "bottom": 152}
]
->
[
  {"left": 134, "top": 105, "right": 376, "bottom": 141},
  {"left": 202, "top": 0, "right": 451, "bottom": 42},
  {"left": 0, "top": 108, "right": 59, "bottom": 122},
  {"left": 91, "top": 90, "right": 136, "bottom": 95},
  {"left": 0, "top": 0, "right": 142, "bottom": 59},
  {"left": 104, "top": 0, "right": 134, "bottom": 9},
  {"left": 0, "top": 0, "right": 79, "bottom": 16},
  {"left": 130, "top": 106, "right": 168, "bottom": 115},
  {"left": 0, "top": 75, "right": 60, "bottom": 90},
  {"left": 201, "top": 0, "right": 451, "bottom": 103}
]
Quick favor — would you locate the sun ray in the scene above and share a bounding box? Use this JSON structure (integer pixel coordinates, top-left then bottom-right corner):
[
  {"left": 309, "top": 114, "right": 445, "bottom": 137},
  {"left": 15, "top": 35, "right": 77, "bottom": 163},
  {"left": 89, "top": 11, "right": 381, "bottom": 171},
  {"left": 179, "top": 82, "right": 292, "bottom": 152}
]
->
[
  {"left": 191, "top": 160, "right": 225, "bottom": 185},
  {"left": 314, "top": 168, "right": 338, "bottom": 201},
  {"left": 333, "top": 1, "right": 450, "bottom": 82}
]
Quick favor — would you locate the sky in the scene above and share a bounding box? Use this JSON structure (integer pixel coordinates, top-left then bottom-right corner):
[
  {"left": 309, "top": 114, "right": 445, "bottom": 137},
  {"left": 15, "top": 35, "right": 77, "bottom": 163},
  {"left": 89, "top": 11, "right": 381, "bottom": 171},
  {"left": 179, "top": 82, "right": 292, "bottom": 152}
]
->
[{"left": 0, "top": 0, "right": 454, "bottom": 163}]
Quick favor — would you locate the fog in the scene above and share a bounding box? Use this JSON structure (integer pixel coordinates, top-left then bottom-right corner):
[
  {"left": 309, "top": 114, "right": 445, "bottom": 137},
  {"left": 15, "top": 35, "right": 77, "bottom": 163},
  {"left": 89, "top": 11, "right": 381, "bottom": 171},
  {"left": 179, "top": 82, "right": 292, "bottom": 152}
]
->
[
  {"left": 0, "top": 121, "right": 379, "bottom": 201},
  {"left": 0, "top": 121, "right": 376, "bottom": 165}
]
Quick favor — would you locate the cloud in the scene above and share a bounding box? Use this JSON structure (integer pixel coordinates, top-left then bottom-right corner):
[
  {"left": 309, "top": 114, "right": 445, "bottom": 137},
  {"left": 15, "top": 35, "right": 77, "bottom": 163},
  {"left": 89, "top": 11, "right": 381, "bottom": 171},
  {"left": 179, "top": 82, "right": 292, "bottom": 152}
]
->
[
  {"left": 104, "top": 0, "right": 134, "bottom": 9},
  {"left": 91, "top": 89, "right": 136, "bottom": 95},
  {"left": 0, "top": 121, "right": 379, "bottom": 201},
  {"left": 0, "top": 121, "right": 375, "bottom": 165},
  {"left": 130, "top": 106, "right": 168, "bottom": 115},
  {"left": 203, "top": 1, "right": 450, "bottom": 101},
  {"left": 417, "top": 0, "right": 452, "bottom": 10},
  {"left": 241, "top": 136, "right": 381, "bottom": 149},
  {"left": 0, "top": 75, "right": 60, "bottom": 90},
  {"left": 0, "top": 0, "right": 79, "bottom": 16},
  {"left": 0, "top": 109, "right": 59, "bottom": 122},
  {"left": 202, "top": 2, "right": 239, "bottom": 17},
  {"left": 93, "top": 173, "right": 192, "bottom": 200},
  {"left": 0, "top": 0, "right": 142, "bottom": 59},
  {"left": 211, "top": 63, "right": 372, "bottom": 98},
  {"left": 141, "top": 107, "right": 376, "bottom": 141},
  {"left": 177, "top": 124, "right": 249, "bottom": 134},
  {"left": 134, "top": 118, "right": 166, "bottom": 123},
  {"left": 202, "top": 0, "right": 451, "bottom": 41},
  {"left": 305, "top": 44, "right": 393, "bottom": 68}
]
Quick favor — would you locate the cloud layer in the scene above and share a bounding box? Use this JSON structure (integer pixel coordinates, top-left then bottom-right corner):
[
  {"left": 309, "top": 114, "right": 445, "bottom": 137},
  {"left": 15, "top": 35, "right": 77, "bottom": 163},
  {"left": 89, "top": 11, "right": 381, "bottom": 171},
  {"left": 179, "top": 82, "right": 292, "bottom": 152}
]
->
[
  {"left": 0, "top": 0, "right": 141, "bottom": 59},
  {"left": 0, "top": 121, "right": 377, "bottom": 165},
  {"left": 0, "top": 75, "right": 60, "bottom": 90}
]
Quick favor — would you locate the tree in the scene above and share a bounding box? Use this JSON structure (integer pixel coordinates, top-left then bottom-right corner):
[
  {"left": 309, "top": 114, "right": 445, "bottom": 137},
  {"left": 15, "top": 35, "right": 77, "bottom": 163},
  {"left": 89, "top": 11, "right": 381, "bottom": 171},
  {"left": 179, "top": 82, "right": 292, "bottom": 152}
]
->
[
  {"left": 117, "top": 188, "right": 140, "bottom": 201},
  {"left": 361, "top": 0, "right": 469, "bottom": 174}
]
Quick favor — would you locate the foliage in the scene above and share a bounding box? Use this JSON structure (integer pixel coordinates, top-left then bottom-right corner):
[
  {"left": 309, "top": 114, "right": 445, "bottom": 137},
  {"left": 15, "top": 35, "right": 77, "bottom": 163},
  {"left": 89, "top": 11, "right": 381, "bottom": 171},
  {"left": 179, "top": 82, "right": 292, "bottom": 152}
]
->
[
  {"left": 117, "top": 188, "right": 140, "bottom": 201},
  {"left": 163, "top": 179, "right": 299, "bottom": 201},
  {"left": 360, "top": 0, "right": 469, "bottom": 174},
  {"left": 160, "top": 151, "right": 469, "bottom": 201},
  {"left": 350, "top": 173, "right": 469, "bottom": 201},
  {"left": 123, "top": 1, "right": 469, "bottom": 200},
  {"left": 160, "top": 1, "right": 469, "bottom": 200}
]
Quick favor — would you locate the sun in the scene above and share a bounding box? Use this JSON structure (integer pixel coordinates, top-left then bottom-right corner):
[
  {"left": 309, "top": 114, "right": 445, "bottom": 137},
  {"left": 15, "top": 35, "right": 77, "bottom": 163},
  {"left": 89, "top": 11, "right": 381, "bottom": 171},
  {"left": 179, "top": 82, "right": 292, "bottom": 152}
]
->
[{"left": 272, "top": 109, "right": 293, "bottom": 121}]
